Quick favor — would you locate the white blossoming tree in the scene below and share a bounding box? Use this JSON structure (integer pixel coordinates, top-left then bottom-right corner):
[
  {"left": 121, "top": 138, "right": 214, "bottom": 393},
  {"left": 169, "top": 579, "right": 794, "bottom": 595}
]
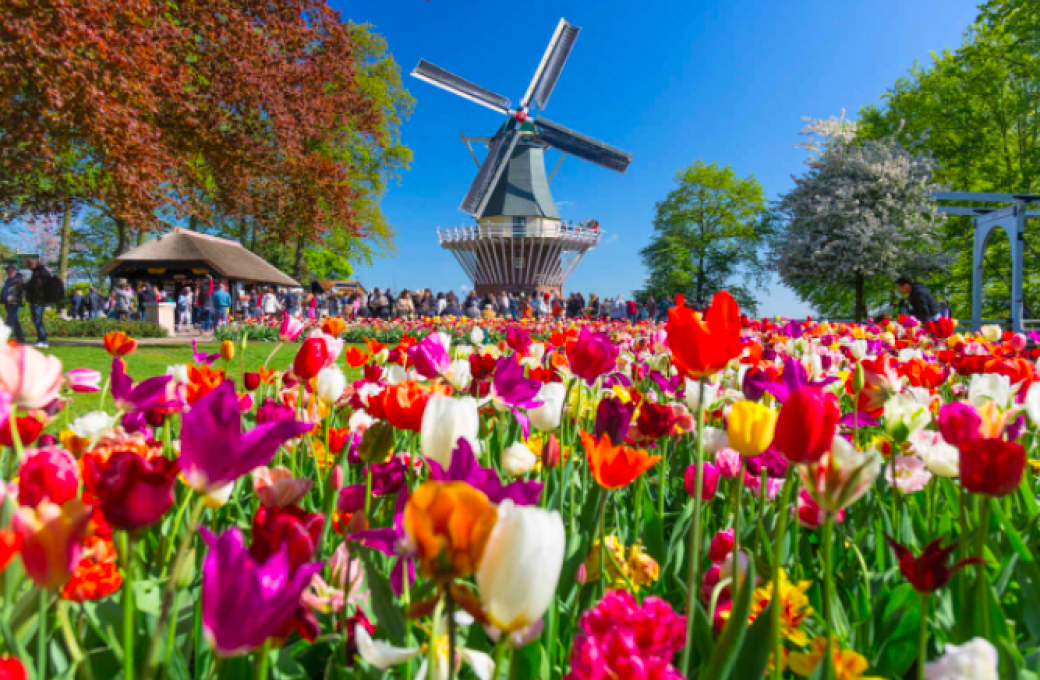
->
[{"left": 769, "top": 114, "right": 949, "bottom": 321}]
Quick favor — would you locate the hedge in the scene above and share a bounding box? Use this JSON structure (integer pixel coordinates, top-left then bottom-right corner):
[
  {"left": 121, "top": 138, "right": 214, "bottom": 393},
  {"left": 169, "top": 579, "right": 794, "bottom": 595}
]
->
[{"left": 6, "top": 306, "right": 167, "bottom": 339}]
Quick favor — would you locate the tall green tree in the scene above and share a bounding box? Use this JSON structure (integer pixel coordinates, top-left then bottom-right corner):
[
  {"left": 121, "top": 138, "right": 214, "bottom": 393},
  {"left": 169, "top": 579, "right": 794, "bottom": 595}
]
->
[
  {"left": 858, "top": 0, "right": 1040, "bottom": 319},
  {"left": 639, "top": 161, "right": 769, "bottom": 315}
]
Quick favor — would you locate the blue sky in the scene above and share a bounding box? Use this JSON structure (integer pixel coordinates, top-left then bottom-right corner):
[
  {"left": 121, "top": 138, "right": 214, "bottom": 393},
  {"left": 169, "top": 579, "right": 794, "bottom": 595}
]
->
[{"left": 339, "top": 0, "right": 981, "bottom": 317}]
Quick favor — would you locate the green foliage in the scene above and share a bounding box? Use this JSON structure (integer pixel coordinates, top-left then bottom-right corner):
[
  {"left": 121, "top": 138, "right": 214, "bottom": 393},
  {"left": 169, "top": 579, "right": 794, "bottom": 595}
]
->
[
  {"left": 11, "top": 306, "right": 166, "bottom": 339},
  {"left": 858, "top": 0, "right": 1040, "bottom": 320},
  {"left": 638, "top": 161, "right": 770, "bottom": 315}
]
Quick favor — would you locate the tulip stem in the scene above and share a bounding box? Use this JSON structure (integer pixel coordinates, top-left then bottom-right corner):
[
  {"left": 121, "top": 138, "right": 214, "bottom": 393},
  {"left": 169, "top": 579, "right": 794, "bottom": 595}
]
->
[
  {"left": 681, "top": 378, "right": 707, "bottom": 677},
  {"left": 975, "top": 500, "right": 991, "bottom": 641},
  {"left": 491, "top": 638, "right": 509, "bottom": 680},
  {"left": 254, "top": 639, "right": 272, "bottom": 680},
  {"left": 36, "top": 588, "right": 48, "bottom": 680},
  {"left": 8, "top": 414, "right": 23, "bottom": 463},
  {"left": 446, "top": 587, "right": 457, "bottom": 680},
  {"left": 771, "top": 470, "right": 795, "bottom": 680},
  {"left": 120, "top": 533, "right": 136, "bottom": 680},
  {"left": 821, "top": 515, "right": 836, "bottom": 680},
  {"left": 917, "top": 593, "right": 929, "bottom": 680}
]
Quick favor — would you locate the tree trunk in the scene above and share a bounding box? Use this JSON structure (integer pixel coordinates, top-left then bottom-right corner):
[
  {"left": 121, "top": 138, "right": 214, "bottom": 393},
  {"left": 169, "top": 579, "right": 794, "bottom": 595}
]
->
[
  {"left": 250, "top": 222, "right": 258, "bottom": 252},
  {"left": 115, "top": 219, "right": 129, "bottom": 255},
  {"left": 854, "top": 274, "right": 866, "bottom": 323},
  {"left": 293, "top": 231, "right": 306, "bottom": 281},
  {"left": 238, "top": 219, "right": 249, "bottom": 247},
  {"left": 58, "top": 204, "right": 72, "bottom": 282}
]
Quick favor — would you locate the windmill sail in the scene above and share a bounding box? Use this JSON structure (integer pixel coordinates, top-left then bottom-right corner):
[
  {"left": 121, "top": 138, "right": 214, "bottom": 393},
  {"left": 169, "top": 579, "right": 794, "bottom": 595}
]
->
[
  {"left": 460, "top": 128, "right": 522, "bottom": 216},
  {"left": 523, "top": 19, "right": 580, "bottom": 110},
  {"left": 533, "top": 117, "right": 632, "bottom": 173},
  {"left": 411, "top": 59, "right": 512, "bottom": 114}
]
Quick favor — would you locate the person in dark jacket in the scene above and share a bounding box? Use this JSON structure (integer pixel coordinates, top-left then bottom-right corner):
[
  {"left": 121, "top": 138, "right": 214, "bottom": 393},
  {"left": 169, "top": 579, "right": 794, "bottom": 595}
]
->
[
  {"left": 86, "top": 286, "right": 104, "bottom": 319},
  {"left": 24, "top": 258, "right": 49, "bottom": 347},
  {"left": 70, "top": 289, "right": 86, "bottom": 319},
  {"left": 2, "top": 264, "right": 26, "bottom": 344},
  {"left": 896, "top": 275, "right": 940, "bottom": 323}
]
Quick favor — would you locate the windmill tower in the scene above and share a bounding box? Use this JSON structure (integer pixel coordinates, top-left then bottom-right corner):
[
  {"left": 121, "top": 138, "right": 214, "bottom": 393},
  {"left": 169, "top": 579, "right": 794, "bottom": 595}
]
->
[{"left": 413, "top": 19, "right": 632, "bottom": 298}]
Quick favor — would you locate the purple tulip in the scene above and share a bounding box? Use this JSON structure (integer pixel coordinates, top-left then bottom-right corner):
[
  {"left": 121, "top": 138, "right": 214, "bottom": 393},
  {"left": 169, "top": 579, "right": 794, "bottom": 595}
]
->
[
  {"left": 744, "top": 446, "right": 789, "bottom": 478},
  {"left": 255, "top": 398, "right": 296, "bottom": 425},
  {"left": 180, "top": 380, "right": 313, "bottom": 493},
  {"left": 407, "top": 333, "right": 450, "bottom": 380},
  {"left": 200, "top": 527, "right": 322, "bottom": 657},
  {"left": 594, "top": 397, "right": 635, "bottom": 446},
  {"left": 349, "top": 491, "right": 416, "bottom": 596},
  {"left": 192, "top": 338, "right": 220, "bottom": 366},
  {"left": 568, "top": 326, "right": 619, "bottom": 384},
  {"left": 110, "top": 358, "right": 176, "bottom": 432},
  {"left": 684, "top": 462, "right": 719, "bottom": 500},
  {"left": 491, "top": 354, "right": 542, "bottom": 410},
  {"left": 505, "top": 327, "right": 533, "bottom": 355},
  {"left": 428, "top": 439, "right": 542, "bottom": 506}
]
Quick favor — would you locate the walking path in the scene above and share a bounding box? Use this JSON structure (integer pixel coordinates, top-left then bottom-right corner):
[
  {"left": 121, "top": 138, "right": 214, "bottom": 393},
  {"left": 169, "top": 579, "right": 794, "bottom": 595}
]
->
[{"left": 49, "top": 332, "right": 214, "bottom": 347}]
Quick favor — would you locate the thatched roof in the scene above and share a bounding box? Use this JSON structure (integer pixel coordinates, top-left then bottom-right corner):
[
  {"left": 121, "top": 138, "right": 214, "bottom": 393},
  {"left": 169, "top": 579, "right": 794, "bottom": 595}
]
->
[{"left": 102, "top": 229, "right": 299, "bottom": 287}]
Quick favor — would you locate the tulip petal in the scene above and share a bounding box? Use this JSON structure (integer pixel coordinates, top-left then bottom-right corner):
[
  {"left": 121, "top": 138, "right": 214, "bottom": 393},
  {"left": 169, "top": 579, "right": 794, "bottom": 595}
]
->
[{"left": 354, "top": 624, "right": 422, "bottom": 668}]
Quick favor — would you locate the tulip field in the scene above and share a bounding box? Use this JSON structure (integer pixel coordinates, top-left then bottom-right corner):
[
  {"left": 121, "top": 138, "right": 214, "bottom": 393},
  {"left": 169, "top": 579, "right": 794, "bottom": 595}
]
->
[{"left": 2, "top": 292, "right": 1039, "bottom": 680}]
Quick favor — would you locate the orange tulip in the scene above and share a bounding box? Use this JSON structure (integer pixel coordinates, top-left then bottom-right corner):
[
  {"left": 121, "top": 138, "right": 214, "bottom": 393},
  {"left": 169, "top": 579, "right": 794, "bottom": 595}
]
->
[
  {"left": 344, "top": 347, "right": 370, "bottom": 368},
  {"left": 580, "top": 431, "right": 661, "bottom": 489},
  {"left": 185, "top": 364, "right": 226, "bottom": 404},
  {"left": 258, "top": 366, "right": 279, "bottom": 384},
  {"left": 321, "top": 317, "right": 347, "bottom": 338},
  {"left": 403, "top": 481, "right": 498, "bottom": 581},
  {"left": 666, "top": 291, "right": 743, "bottom": 379},
  {"left": 103, "top": 331, "right": 137, "bottom": 356},
  {"left": 364, "top": 338, "right": 386, "bottom": 356},
  {"left": 0, "top": 530, "right": 22, "bottom": 575},
  {"left": 368, "top": 382, "right": 448, "bottom": 433},
  {"left": 60, "top": 536, "right": 122, "bottom": 602}
]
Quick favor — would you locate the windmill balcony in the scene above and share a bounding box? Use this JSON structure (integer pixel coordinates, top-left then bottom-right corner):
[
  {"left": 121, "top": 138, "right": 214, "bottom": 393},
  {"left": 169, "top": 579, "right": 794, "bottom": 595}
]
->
[{"left": 436, "top": 221, "right": 602, "bottom": 245}]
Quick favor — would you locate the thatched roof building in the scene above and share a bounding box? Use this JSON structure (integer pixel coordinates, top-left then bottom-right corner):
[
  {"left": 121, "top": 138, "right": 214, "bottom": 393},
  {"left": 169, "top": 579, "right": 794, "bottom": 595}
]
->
[{"left": 102, "top": 229, "right": 299, "bottom": 287}]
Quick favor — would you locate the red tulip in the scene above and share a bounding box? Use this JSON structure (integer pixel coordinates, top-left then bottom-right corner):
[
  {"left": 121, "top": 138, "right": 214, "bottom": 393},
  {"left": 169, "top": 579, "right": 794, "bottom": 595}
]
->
[
  {"left": 243, "top": 372, "right": 262, "bottom": 391},
  {"left": 85, "top": 452, "right": 179, "bottom": 530},
  {"left": 887, "top": 537, "right": 983, "bottom": 594},
  {"left": 567, "top": 326, "right": 619, "bottom": 383},
  {"left": 250, "top": 504, "right": 324, "bottom": 571},
  {"left": 959, "top": 438, "right": 1026, "bottom": 497},
  {"left": 328, "top": 426, "right": 351, "bottom": 454},
  {"left": 293, "top": 337, "right": 329, "bottom": 380},
  {"left": 666, "top": 291, "right": 743, "bottom": 379},
  {"left": 18, "top": 447, "right": 79, "bottom": 507},
  {"left": 0, "top": 655, "right": 26, "bottom": 680},
  {"left": 0, "top": 416, "right": 44, "bottom": 447},
  {"left": 707, "top": 528, "right": 734, "bottom": 562},
  {"left": 636, "top": 400, "right": 678, "bottom": 440},
  {"left": 773, "top": 386, "right": 840, "bottom": 464}
]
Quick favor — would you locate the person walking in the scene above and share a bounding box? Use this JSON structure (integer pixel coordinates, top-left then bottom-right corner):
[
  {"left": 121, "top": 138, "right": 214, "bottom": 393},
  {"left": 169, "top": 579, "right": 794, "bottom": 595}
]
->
[
  {"left": 197, "top": 275, "right": 214, "bottom": 331},
  {"left": 645, "top": 295, "right": 658, "bottom": 322},
  {"left": 86, "top": 286, "right": 104, "bottom": 319},
  {"left": 895, "top": 275, "right": 940, "bottom": 323},
  {"left": 3, "top": 264, "right": 26, "bottom": 344},
  {"left": 113, "top": 281, "right": 134, "bottom": 320},
  {"left": 24, "top": 257, "right": 50, "bottom": 347},
  {"left": 70, "top": 289, "right": 85, "bottom": 320},
  {"left": 212, "top": 282, "right": 231, "bottom": 329},
  {"left": 176, "top": 286, "right": 192, "bottom": 332}
]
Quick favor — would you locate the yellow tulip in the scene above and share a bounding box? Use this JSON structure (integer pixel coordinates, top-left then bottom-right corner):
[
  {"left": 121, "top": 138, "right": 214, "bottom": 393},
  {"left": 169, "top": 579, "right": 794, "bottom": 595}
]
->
[
  {"left": 220, "top": 340, "right": 235, "bottom": 361},
  {"left": 727, "top": 400, "right": 777, "bottom": 457}
]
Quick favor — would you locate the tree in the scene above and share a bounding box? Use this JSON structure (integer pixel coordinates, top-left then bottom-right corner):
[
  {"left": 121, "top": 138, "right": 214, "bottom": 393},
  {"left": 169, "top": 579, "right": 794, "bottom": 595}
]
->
[
  {"left": 770, "top": 115, "right": 949, "bottom": 321},
  {"left": 0, "top": 0, "right": 401, "bottom": 265},
  {"left": 639, "top": 161, "right": 769, "bottom": 315},
  {"left": 858, "top": 0, "right": 1040, "bottom": 319}
]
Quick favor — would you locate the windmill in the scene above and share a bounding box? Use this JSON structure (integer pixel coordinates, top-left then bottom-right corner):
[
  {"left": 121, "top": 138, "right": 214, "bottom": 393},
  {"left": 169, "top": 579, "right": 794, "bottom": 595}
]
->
[{"left": 413, "top": 18, "right": 632, "bottom": 298}]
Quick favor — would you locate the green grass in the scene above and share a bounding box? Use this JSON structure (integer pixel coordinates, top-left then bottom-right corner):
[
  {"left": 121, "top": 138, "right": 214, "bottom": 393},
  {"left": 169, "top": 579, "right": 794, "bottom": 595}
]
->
[{"left": 47, "top": 342, "right": 291, "bottom": 422}]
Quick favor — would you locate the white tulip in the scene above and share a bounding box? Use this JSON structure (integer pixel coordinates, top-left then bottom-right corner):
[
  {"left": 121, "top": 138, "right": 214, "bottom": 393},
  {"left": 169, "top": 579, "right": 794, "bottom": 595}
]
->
[
  {"left": 348, "top": 410, "right": 375, "bottom": 433},
  {"left": 314, "top": 366, "right": 346, "bottom": 404},
  {"left": 470, "top": 327, "right": 484, "bottom": 345},
  {"left": 355, "top": 625, "right": 423, "bottom": 668},
  {"left": 355, "top": 619, "right": 493, "bottom": 680},
  {"left": 702, "top": 426, "right": 730, "bottom": 455},
  {"left": 1026, "top": 382, "right": 1040, "bottom": 425},
  {"left": 967, "top": 373, "right": 1013, "bottom": 410},
  {"left": 420, "top": 395, "right": 480, "bottom": 468},
  {"left": 979, "top": 325, "right": 1002, "bottom": 344},
  {"left": 357, "top": 382, "right": 383, "bottom": 407},
  {"left": 70, "top": 411, "right": 115, "bottom": 440},
  {"left": 685, "top": 379, "right": 720, "bottom": 414},
  {"left": 898, "top": 348, "right": 923, "bottom": 362},
  {"left": 476, "top": 501, "right": 565, "bottom": 633},
  {"left": 910, "top": 430, "right": 960, "bottom": 478},
  {"left": 849, "top": 339, "right": 869, "bottom": 360},
  {"left": 385, "top": 364, "right": 407, "bottom": 385},
  {"left": 501, "top": 442, "right": 537, "bottom": 477},
  {"left": 528, "top": 382, "right": 566, "bottom": 432},
  {"left": 925, "top": 638, "right": 998, "bottom": 680},
  {"left": 444, "top": 358, "right": 473, "bottom": 391},
  {"left": 883, "top": 393, "right": 932, "bottom": 441},
  {"left": 166, "top": 364, "right": 191, "bottom": 384}
]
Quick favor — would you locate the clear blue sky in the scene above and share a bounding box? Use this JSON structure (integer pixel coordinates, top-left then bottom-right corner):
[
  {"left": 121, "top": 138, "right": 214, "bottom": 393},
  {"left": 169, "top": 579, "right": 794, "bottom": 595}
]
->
[{"left": 337, "top": 0, "right": 981, "bottom": 318}]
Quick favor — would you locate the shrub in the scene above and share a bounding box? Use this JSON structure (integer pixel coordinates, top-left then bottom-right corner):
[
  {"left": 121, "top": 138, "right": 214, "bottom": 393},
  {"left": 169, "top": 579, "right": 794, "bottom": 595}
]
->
[{"left": 9, "top": 306, "right": 167, "bottom": 339}]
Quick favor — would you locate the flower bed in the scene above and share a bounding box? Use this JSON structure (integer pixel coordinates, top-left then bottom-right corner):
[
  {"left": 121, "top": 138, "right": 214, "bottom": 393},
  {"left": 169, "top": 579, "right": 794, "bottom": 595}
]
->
[{"left": 0, "top": 300, "right": 1032, "bottom": 679}]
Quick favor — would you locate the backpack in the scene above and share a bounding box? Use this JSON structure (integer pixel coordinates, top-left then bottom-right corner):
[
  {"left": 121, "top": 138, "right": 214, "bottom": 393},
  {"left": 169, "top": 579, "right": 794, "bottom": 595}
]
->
[{"left": 43, "top": 271, "right": 65, "bottom": 304}]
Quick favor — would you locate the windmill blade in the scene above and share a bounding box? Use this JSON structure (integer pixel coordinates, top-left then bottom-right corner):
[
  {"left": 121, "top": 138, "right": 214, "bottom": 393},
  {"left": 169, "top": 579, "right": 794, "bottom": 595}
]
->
[
  {"left": 522, "top": 19, "right": 580, "bottom": 110},
  {"left": 534, "top": 117, "right": 632, "bottom": 173},
  {"left": 460, "top": 129, "right": 522, "bottom": 216},
  {"left": 412, "top": 59, "right": 512, "bottom": 114}
]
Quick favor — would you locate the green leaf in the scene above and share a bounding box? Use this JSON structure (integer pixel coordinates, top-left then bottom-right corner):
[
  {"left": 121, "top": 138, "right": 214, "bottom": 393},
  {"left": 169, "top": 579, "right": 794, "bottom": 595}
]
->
[
  {"left": 1016, "top": 560, "right": 1040, "bottom": 642},
  {"left": 360, "top": 550, "right": 406, "bottom": 644},
  {"left": 698, "top": 560, "right": 755, "bottom": 680},
  {"left": 729, "top": 600, "right": 775, "bottom": 680},
  {"left": 990, "top": 498, "right": 1032, "bottom": 562}
]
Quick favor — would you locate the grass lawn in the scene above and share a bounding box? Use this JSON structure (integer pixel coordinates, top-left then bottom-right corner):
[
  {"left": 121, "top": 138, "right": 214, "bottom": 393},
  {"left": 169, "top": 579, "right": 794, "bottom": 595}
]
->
[{"left": 46, "top": 342, "right": 293, "bottom": 422}]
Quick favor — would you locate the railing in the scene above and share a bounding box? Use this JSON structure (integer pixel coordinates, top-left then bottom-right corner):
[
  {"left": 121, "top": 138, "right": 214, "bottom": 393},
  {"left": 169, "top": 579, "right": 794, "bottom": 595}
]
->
[{"left": 437, "top": 222, "right": 602, "bottom": 245}]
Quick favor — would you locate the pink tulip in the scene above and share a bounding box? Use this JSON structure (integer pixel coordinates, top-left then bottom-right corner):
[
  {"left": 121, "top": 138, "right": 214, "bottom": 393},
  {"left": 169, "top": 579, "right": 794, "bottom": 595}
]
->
[
  {"left": 64, "top": 368, "right": 101, "bottom": 393},
  {"left": 251, "top": 466, "right": 313, "bottom": 508},
  {"left": 795, "top": 488, "right": 844, "bottom": 528},
  {"left": 278, "top": 315, "right": 304, "bottom": 342},
  {"left": 0, "top": 345, "right": 64, "bottom": 409},
  {"left": 715, "top": 448, "right": 743, "bottom": 478}
]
